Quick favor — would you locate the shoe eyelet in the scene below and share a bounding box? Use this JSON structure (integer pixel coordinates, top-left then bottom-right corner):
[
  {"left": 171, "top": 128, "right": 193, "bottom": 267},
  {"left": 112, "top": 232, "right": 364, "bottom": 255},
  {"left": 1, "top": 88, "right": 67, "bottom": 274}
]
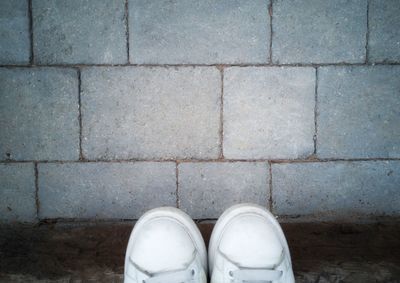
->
[
  {"left": 229, "top": 270, "right": 233, "bottom": 277},
  {"left": 191, "top": 269, "right": 195, "bottom": 276}
]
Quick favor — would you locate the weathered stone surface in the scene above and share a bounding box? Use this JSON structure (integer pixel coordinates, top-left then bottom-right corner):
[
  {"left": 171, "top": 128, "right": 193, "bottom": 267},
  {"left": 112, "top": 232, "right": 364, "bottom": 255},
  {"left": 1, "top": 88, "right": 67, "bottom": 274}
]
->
[
  {"left": 272, "top": 161, "right": 400, "bottom": 219},
  {"left": 179, "top": 162, "right": 269, "bottom": 219},
  {"left": 0, "top": 0, "right": 30, "bottom": 64},
  {"left": 224, "top": 67, "right": 315, "bottom": 159},
  {"left": 317, "top": 66, "right": 400, "bottom": 158},
  {"left": 81, "top": 67, "right": 221, "bottom": 160},
  {"left": 369, "top": 0, "right": 400, "bottom": 62},
  {"left": 129, "top": 0, "right": 270, "bottom": 64},
  {"left": 0, "top": 68, "right": 79, "bottom": 161},
  {"left": 32, "top": 0, "right": 127, "bottom": 64},
  {"left": 272, "top": 0, "right": 367, "bottom": 64},
  {"left": 0, "top": 163, "right": 36, "bottom": 223},
  {"left": 38, "top": 162, "right": 176, "bottom": 219}
]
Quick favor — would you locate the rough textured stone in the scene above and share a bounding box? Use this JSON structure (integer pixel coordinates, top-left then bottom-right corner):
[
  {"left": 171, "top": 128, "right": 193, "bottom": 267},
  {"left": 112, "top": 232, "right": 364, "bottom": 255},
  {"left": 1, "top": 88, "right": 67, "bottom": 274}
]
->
[
  {"left": 38, "top": 162, "right": 176, "bottom": 219},
  {"left": 272, "top": 0, "right": 367, "bottom": 64},
  {"left": 0, "top": 163, "right": 36, "bottom": 222},
  {"left": 129, "top": 0, "right": 270, "bottom": 64},
  {"left": 32, "top": 0, "right": 127, "bottom": 64},
  {"left": 0, "top": 68, "right": 79, "bottom": 161},
  {"left": 369, "top": 0, "right": 400, "bottom": 62},
  {"left": 272, "top": 161, "right": 400, "bottom": 219},
  {"left": 224, "top": 67, "right": 315, "bottom": 159},
  {"left": 81, "top": 67, "right": 220, "bottom": 160},
  {"left": 0, "top": 0, "right": 30, "bottom": 64},
  {"left": 179, "top": 162, "right": 269, "bottom": 219},
  {"left": 317, "top": 66, "right": 400, "bottom": 159}
]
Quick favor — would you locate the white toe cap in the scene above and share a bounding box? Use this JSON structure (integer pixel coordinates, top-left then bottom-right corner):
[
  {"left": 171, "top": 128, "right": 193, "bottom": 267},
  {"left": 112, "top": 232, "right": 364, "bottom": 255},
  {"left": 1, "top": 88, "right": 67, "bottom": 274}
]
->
[
  {"left": 130, "top": 217, "right": 196, "bottom": 273},
  {"left": 219, "top": 214, "right": 283, "bottom": 268}
]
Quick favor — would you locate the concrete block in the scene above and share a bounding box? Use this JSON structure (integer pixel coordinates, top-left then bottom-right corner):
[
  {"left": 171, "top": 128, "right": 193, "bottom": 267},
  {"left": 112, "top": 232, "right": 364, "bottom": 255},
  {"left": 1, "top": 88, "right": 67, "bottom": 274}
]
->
[
  {"left": 38, "top": 162, "right": 176, "bottom": 219},
  {"left": 317, "top": 66, "right": 400, "bottom": 158},
  {"left": 0, "top": 163, "right": 36, "bottom": 222},
  {"left": 0, "top": 68, "right": 79, "bottom": 161},
  {"left": 0, "top": 0, "right": 30, "bottom": 64},
  {"left": 368, "top": 0, "right": 400, "bottom": 62},
  {"left": 129, "top": 0, "right": 270, "bottom": 64},
  {"left": 272, "top": 161, "right": 400, "bottom": 219},
  {"left": 224, "top": 67, "right": 315, "bottom": 159},
  {"left": 32, "top": 0, "right": 127, "bottom": 64},
  {"left": 81, "top": 67, "right": 221, "bottom": 160},
  {"left": 272, "top": 0, "right": 367, "bottom": 64},
  {"left": 179, "top": 162, "right": 269, "bottom": 219}
]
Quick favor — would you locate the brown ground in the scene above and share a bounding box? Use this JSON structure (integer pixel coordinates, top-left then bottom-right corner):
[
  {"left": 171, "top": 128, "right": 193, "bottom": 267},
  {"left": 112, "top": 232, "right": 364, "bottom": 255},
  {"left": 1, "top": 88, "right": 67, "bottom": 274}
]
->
[{"left": 0, "top": 222, "right": 399, "bottom": 282}]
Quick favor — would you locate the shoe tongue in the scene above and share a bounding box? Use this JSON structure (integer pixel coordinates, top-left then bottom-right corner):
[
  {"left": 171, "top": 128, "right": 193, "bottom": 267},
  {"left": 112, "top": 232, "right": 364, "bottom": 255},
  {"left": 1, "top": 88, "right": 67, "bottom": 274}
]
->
[
  {"left": 219, "top": 216, "right": 284, "bottom": 268},
  {"left": 130, "top": 219, "right": 196, "bottom": 273}
]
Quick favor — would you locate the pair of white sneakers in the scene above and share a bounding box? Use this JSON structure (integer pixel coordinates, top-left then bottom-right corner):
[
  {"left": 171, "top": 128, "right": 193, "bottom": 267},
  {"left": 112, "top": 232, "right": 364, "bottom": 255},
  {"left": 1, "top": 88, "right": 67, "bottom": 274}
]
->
[{"left": 124, "top": 204, "right": 295, "bottom": 283}]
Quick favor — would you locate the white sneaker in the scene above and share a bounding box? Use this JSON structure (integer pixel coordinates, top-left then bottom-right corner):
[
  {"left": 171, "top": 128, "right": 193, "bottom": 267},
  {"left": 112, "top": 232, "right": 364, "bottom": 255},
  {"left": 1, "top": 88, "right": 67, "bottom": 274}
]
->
[
  {"left": 208, "top": 204, "right": 295, "bottom": 283},
  {"left": 124, "top": 207, "right": 207, "bottom": 283}
]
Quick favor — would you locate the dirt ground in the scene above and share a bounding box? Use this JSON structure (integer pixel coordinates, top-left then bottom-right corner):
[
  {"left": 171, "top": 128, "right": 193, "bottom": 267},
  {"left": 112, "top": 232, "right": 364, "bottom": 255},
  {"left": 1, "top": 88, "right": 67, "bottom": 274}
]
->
[{"left": 1, "top": 222, "right": 399, "bottom": 282}]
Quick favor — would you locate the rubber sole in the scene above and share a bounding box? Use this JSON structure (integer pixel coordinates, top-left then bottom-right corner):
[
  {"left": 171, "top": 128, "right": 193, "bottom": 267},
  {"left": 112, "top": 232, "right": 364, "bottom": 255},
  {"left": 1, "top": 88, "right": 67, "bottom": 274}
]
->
[
  {"left": 208, "top": 203, "right": 292, "bottom": 274},
  {"left": 124, "top": 207, "right": 208, "bottom": 276}
]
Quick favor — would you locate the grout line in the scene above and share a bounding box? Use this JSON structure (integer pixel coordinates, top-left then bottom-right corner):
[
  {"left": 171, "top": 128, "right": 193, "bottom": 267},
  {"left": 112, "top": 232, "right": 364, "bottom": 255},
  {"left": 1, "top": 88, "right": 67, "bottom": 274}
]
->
[
  {"left": 269, "top": 0, "right": 273, "bottom": 64},
  {"left": 219, "top": 67, "right": 224, "bottom": 159},
  {"left": 268, "top": 161, "right": 273, "bottom": 212},
  {"left": 28, "top": 0, "right": 34, "bottom": 64},
  {"left": 34, "top": 162, "right": 39, "bottom": 220},
  {"left": 175, "top": 162, "right": 180, "bottom": 208},
  {"left": 124, "top": 0, "right": 130, "bottom": 64},
  {"left": 365, "top": 0, "right": 370, "bottom": 63},
  {"left": 1, "top": 62, "right": 400, "bottom": 69},
  {"left": 313, "top": 67, "right": 319, "bottom": 155},
  {"left": 1, "top": 157, "right": 399, "bottom": 164},
  {"left": 77, "top": 69, "right": 84, "bottom": 161}
]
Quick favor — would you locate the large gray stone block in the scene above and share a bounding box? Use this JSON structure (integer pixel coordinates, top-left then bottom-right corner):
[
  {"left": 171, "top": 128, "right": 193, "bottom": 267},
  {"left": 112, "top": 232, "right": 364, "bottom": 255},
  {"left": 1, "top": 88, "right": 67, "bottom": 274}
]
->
[
  {"left": 0, "top": 68, "right": 79, "bottom": 161},
  {"left": 81, "top": 67, "right": 221, "bottom": 160},
  {"left": 0, "top": 163, "right": 36, "bottom": 222},
  {"left": 179, "top": 162, "right": 269, "bottom": 219},
  {"left": 272, "top": 0, "right": 367, "bottom": 64},
  {"left": 224, "top": 67, "right": 315, "bottom": 159},
  {"left": 272, "top": 161, "right": 400, "bottom": 219},
  {"left": 129, "top": 0, "right": 270, "bottom": 64},
  {"left": 32, "top": 0, "right": 127, "bottom": 64},
  {"left": 38, "top": 162, "right": 176, "bottom": 219},
  {"left": 317, "top": 66, "right": 400, "bottom": 158},
  {"left": 0, "top": 0, "right": 30, "bottom": 64},
  {"left": 368, "top": 0, "right": 400, "bottom": 62}
]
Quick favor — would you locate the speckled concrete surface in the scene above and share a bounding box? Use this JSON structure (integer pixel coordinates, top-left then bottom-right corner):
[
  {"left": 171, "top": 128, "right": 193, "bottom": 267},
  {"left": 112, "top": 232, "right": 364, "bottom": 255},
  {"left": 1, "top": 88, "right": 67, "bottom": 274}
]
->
[{"left": 1, "top": 0, "right": 400, "bottom": 223}]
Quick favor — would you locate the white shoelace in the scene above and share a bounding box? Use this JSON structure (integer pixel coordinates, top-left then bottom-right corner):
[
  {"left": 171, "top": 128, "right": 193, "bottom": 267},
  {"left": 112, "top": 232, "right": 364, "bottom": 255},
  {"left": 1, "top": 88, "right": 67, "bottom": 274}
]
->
[
  {"left": 230, "top": 268, "right": 283, "bottom": 283},
  {"left": 143, "top": 269, "right": 195, "bottom": 283}
]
